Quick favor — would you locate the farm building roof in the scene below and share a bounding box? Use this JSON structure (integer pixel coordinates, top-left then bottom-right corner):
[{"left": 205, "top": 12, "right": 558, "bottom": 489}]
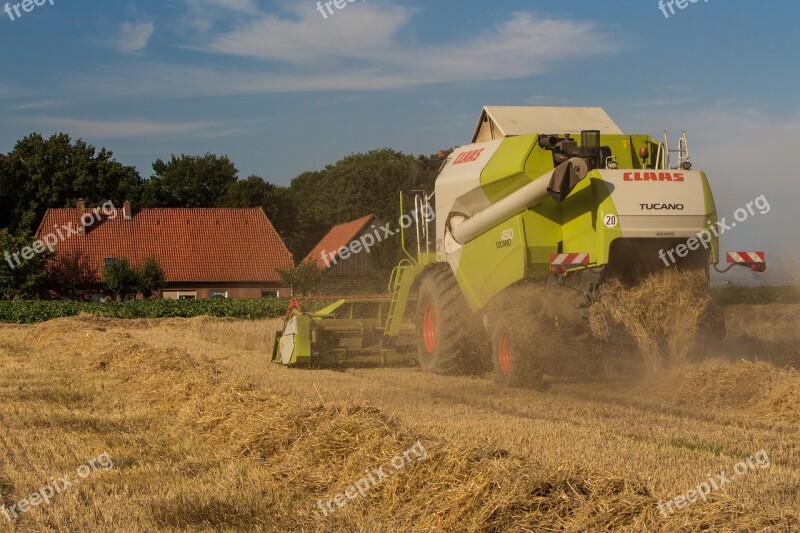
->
[
  {"left": 304, "top": 214, "right": 377, "bottom": 268},
  {"left": 36, "top": 205, "right": 293, "bottom": 283}
]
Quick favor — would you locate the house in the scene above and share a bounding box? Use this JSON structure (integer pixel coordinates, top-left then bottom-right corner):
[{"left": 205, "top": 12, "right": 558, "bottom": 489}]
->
[
  {"left": 304, "top": 214, "right": 385, "bottom": 293},
  {"left": 36, "top": 201, "right": 293, "bottom": 299}
]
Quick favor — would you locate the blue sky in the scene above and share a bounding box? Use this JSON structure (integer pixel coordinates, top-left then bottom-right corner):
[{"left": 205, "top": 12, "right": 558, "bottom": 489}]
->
[{"left": 2, "top": 0, "right": 799, "bottom": 280}]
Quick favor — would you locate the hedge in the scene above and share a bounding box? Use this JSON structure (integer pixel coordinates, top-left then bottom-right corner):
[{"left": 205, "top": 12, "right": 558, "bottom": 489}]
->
[
  {"left": 4, "top": 286, "right": 795, "bottom": 324},
  {"left": 0, "top": 298, "right": 294, "bottom": 324}
]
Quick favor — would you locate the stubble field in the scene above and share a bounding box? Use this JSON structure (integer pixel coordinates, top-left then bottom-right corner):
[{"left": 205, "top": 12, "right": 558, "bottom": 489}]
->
[{"left": 0, "top": 302, "right": 798, "bottom": 532}]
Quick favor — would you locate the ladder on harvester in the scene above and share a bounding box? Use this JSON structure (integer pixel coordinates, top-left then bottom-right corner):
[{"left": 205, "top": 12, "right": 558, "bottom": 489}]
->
[
  {"left": 657, "top": 130, "right": 691, "bottom": 170},
  {"left": 384, "top": 260, "right": 417, "bottom": 336},
  {"left": 384, "top": 191, "right": 437, "bottom": 337}
]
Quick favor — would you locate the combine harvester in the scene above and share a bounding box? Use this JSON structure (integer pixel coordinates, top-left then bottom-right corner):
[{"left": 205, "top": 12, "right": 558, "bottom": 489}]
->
[{"left": 273, "top": 106, "right": 765, "bottom": 385}]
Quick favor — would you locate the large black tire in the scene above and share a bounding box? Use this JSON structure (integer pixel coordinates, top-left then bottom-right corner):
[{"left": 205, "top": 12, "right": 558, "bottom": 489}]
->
[
  {"left": 490, "top": 311, "right": 544, "bottom": 388},
  {"left": 415, "top": 266, "right": 485, "bottom": 375},
  {"left": 488, "top": 283, "right": 587, "bottom": 388}
]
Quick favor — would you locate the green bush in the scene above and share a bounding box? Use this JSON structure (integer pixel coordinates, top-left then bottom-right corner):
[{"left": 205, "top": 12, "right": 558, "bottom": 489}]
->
[{"left": 0, "top": 298, "right": 293, "bottom": 324}]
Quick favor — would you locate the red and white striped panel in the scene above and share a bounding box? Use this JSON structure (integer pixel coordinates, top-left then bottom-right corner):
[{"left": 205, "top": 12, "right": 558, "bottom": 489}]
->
[
  {"left": 550, "top": 253, "right": 590, "bottom": 267},
  {"left": 726, "top": 252, "right": 765, "bottom": 264}
]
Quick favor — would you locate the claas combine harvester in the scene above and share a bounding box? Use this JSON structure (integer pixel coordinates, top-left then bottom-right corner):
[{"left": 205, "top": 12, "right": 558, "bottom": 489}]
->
[{"left": 272, "top": 106, "right": 765, "bottom": 386}]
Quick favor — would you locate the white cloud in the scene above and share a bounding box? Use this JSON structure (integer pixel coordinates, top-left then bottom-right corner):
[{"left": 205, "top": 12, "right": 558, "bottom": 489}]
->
[
  {"left": 184, "top": 0, "right": 258, "bottom": 15},
  {"left": 634, "top": 106, "right": 800, "bottom": 200},
  {"left": 623, "top": 105, "right": 800, "bottom": 283},
  {"left": 26, "top": 116, "right": 215, "bottom": 139},
  {"left": 180, "top": 0, "right": 260, "bottom": 33},
  {"left": 204, "top": 4, "right": 411, "bottom": 64},
  {"left": 10, "top": 100, "right": 63, "bottom": 111},
  {"left": 113, "top": 21, "right": 155, "bottom": 54},
  {"left": 79, "top": 10, "right": 621, "bottom": 97},
  {"left": 398, "top": 12, "right": 618, "bottom": 81}
]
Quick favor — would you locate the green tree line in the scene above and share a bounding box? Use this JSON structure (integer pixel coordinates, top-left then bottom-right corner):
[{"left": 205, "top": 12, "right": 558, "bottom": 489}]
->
[{"left": 0, "top": 132, "right": 442, "bottom": 299}]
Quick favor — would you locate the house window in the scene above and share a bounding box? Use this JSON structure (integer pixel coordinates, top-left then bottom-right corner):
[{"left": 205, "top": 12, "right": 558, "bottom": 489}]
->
[
  {"left": 103, "top": 257, "right": 117, "bottom": 266},
  {"left": 261, "top": 290, "right": 279, "bottom": 298},
  {"left": 209, "top": 290, "right": 228, "bottom": 299},
  {"left": 163, "top": 290, "right": 197, "bottom": 300}
]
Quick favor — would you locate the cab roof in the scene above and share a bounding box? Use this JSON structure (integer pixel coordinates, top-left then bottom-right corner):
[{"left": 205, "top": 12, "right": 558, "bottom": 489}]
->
[{"left": 472, "top": 106, "right": 623, "bottom": 143}]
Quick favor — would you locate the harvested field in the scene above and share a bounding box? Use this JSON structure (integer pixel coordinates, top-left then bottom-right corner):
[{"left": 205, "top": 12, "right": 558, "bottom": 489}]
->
[{"left": 0, "top": 304, "right": 798, "bottom": 531}]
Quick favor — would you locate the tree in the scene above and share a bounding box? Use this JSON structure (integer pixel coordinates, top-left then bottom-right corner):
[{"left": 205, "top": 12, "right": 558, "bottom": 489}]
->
[
  {"left": 218, "top": 175, "right": 274, "bottom": 207},
  {"left": 138, "top": 256, "right": 166, "bottom": 298},
  {"left": 285, "top": 149, "right": 439, "bottom": 260},
  {"left": 102, "top": 258, "right": 140, "bottom": 301},
  {"left": 0, "top": 153, "right": 11, "bottom": 226},
  {"left": 101, "top": 256, "right": 167, "bottom": 301},
  {"left": 0, "top": 133, "right": 143, "bottom": 235},
  {"left": 277, "top": 261, "right": 323, "bottom": 296},
  {"left": 47, "top": 249, "right": 97, "bottom": 300},
  {"left": 142, "top": 153, "right": 238, "bottom": 207},
  {"left": 0, "top": 229, "right": 50, "bottom": 299}
]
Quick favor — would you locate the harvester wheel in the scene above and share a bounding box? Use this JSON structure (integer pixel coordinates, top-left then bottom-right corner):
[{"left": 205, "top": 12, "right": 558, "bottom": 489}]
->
[
  {"left": 416, "top": 266, "right": 483, "bottom": 375},
  {"left": 490, "top": 315, "right": 545, "bottom": 388},
  {"left": 485, "top": 284, "right": 586, "bottom": 388}
]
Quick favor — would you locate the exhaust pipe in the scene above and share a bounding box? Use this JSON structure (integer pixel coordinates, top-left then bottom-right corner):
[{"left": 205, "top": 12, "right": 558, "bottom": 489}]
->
[{"left": 452, "top": 157, "right": 588, "bottom": 245}]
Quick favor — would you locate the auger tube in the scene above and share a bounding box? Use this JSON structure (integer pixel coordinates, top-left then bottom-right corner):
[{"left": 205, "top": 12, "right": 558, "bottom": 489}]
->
[{"left": 451, "top": 157, "right": 587, "bottom": 245}]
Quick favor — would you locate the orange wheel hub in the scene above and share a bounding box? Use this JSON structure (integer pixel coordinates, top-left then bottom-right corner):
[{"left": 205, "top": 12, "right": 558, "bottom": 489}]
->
[
  {"left": 497, "top": 333, "right": 512, "bottom": 374},
  {"left": 422, "top": 301, "right": 437, "bottom": 353}
]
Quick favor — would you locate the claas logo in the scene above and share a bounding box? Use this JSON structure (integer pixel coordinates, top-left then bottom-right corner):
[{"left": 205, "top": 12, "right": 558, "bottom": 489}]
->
[
  {"left": 624, "top": 172, "right": 684, "bottom": 182},
  {"left": 452, "top": 149, "right": 485, "bottom": 165}
]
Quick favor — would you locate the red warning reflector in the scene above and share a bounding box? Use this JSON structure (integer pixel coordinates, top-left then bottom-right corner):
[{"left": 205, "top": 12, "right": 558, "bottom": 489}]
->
[
  {"left": 726, "top": 251, "right": 766, "bottom": 272},
  {"left": 550, "top": 253, "right": 590, "bottom": 273},
  {"left": 726, "top": 252, "right": 765, "bottom": 264}
]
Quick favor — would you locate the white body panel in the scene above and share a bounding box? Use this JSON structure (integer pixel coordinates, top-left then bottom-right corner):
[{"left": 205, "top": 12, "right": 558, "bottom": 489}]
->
[
  {"left": 601, "top": 170, "right": 709, "bottom": 238},
  {"left": 435, "top": 139, "right": 503, "bottom": 260}
]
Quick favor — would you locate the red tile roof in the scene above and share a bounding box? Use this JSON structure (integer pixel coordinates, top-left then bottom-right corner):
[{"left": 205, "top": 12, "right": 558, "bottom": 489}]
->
[
  {"left": 36, "top": 207, "right": 293, "bottom": 283},
  {"left": 304, "top": 214, "right": 377, "bottom": 268}
]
